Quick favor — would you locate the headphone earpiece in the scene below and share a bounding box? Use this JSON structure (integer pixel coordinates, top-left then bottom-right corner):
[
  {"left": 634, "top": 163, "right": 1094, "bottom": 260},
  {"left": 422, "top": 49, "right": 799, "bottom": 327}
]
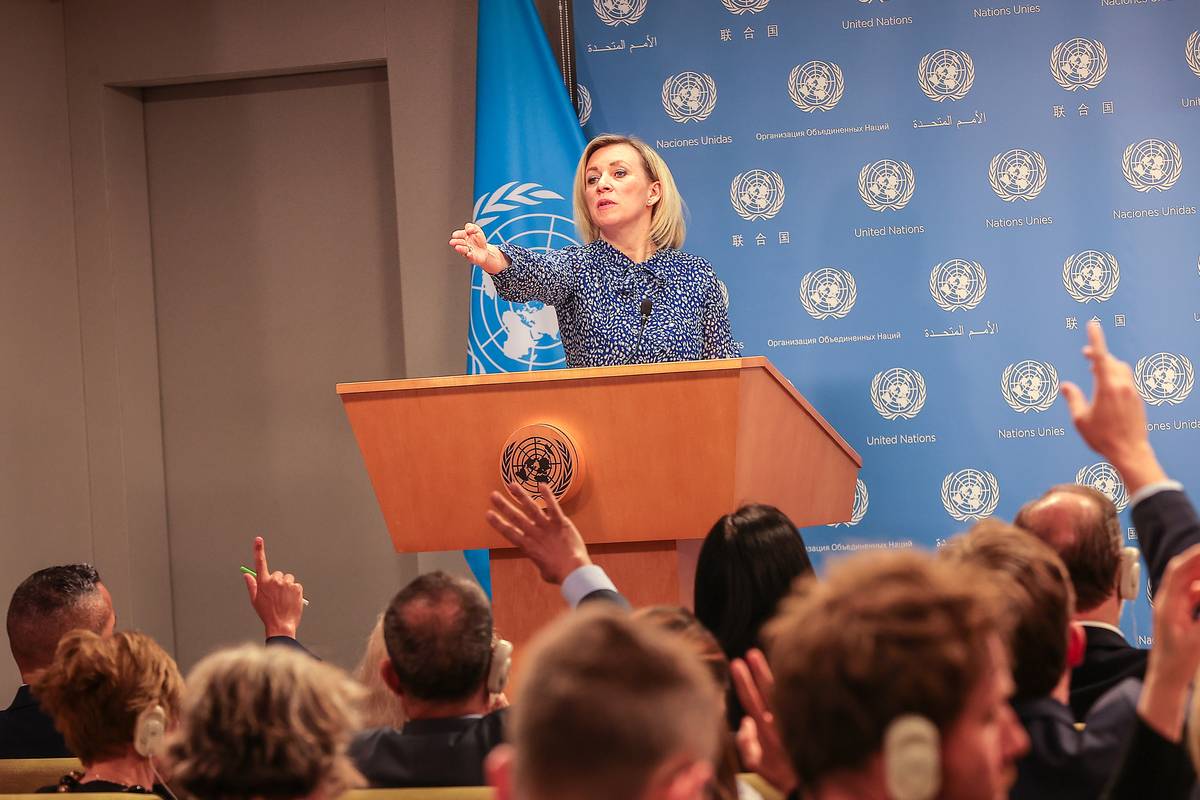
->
[
  {"left": 883, "top": 715, "right": 940, "bottom": 800},
  {"left": 134, "top": 704, "right": 167, "bottom": 758},
  {"left": 1118, "top": 547, "right": 1141, "bottom": 601},
  {"left": 487, "top": 639, "right": 514, "bottom": 695}
]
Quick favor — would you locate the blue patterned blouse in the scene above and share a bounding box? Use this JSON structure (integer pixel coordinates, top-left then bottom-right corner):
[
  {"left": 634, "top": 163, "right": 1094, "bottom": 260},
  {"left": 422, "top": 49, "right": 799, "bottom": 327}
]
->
[{"left": 493, "top": 239, "right": 740, "bottom": 369}]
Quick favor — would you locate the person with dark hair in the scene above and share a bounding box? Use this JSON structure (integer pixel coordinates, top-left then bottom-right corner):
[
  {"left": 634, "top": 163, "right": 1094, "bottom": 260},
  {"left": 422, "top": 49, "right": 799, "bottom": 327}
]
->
[
  {"left": 1015, "top": 483, "right": 1147, "bottom": 719},
  {"left": 1, "top": 564, "right": 116, "bottom": 757},
  {"left": 693, "top": 504, "right": 813, "bottom": 664},
  {"left": 347, "top": 571, "right": 509, "bottom": 788}
]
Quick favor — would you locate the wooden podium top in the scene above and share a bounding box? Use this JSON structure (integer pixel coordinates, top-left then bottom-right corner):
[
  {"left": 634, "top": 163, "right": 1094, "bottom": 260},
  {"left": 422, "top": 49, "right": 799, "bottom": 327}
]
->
[{"left": 338, "top": 357, "right": 861, "bottom": 552}]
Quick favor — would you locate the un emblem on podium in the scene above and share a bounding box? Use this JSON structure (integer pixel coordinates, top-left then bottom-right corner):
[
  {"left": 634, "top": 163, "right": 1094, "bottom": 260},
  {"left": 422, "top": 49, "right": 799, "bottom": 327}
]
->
[
  {"left": 1076, "top": 462, "right": 1129, "bottom": 512},
  {"left": 870, "top": 368, "right": 927, "bottom": 420},
  {"left": 929, "top": 259, "right": 987, "bottom": 312},
  {"left": 1188, "top": 32, "right": 1200, "bottom": 78},
  {"left": 788, "top": 61, "right": 845, "bottom": 112},
  {"left": 730, "top": 170, "right": 785, "bottom": 220},
  {"left": 858, "top": 159, "right": 915, "bottom": 211},
  {"left": 799, "top": 268, "right": 857, "bottom": 320},
  {"left": 662, "top": 72, "right": 718, "bottom": 123},
  {"left": 500, "top": 424, "right": 583, "bottom": 505},
  {"left": 1123, "top": 139, "right": 1183, "bottom": 192},
  {"left": 593, "top": 0, "right": 646, "bottom": 26},
  {"left": 1050, "top": 38, "right": 1108, "bottom": 91},
  {"left": 830, "top": 479, "right": 869, "bottom": 528},
  {"left": 989, "top": 149, "right": 1047, "bottom": 201},
  {"left": 1062, "top": 250, "right": 1119, "bottom": 304},
  {"left": 721, "top": 0, "right": 770, "bottom": 13},
  {"left": 941, "top": 468, "right": 999, "bottom": 522},
  {"left": 1134, "top": 353, "right": 1195, "bottom": 406},
  {"left": 1001, "top": 360, "right": 1059, "bottom": 414},
  {"left": 917, "top": 50, "right": 975, "bottom": 102}
]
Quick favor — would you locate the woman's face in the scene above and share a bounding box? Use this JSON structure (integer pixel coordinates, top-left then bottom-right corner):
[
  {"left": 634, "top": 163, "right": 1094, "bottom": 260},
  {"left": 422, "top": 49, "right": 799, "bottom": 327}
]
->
[{"left": 584, "top": 143, "right": 661, "bottom": 235}]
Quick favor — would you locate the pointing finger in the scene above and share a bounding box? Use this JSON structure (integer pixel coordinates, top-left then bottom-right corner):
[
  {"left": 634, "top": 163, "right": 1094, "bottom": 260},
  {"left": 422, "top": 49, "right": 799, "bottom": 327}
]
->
[{"left": 254, "top": 536, "right": 269, "bottom": 577}]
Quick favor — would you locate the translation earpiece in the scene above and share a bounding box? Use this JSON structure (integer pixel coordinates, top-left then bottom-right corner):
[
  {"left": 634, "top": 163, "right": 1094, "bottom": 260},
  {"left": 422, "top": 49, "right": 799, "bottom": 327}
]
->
[
  {"left": 1118, "top": 547, "right": 1141, "bottom": 601},
  {"left": 134, "top": 704, "right": 167, "bottom": 758},
  {"left": 883, "top": 714, "right": 940, "bottom": 800},
  {"left": 488, "top": 639, "right": 514, "bottom": 695}
]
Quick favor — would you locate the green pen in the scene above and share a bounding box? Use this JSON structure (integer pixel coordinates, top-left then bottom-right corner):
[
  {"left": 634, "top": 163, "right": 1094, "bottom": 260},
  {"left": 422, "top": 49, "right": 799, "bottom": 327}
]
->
[{"left": 240, "top": 565, "right": 311, "bottom": 606}]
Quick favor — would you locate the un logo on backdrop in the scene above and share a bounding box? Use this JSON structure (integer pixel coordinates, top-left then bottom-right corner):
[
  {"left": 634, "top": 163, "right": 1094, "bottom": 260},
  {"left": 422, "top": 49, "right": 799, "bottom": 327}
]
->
[
  {"left": 858, "top": 160, "right": 915, "bottom": 211},
  {"left": 917, "top": 50, "right": 975, "bottom": 102},
  {"left": 929, "top": 259, "right": 987, "bottom": 312},
  {"left": 593, "top": 0, "right": 646, "bottom": 26},
  {"left": 1001, "top": 360, "right": 1059, "bottom": 413},
  {"left": 1076, "top": 462, "right": 1129, "bottom": 512},
  {"left": 469, "top": 182, "right": 570, "bottom": 373},
  {"left": 575, "top": 84, "right": 592, "bottom": 126},
  {"left": 1134, "top": 353, "right": 1195, "bottom": 406},
  {"left": 1050, "top": 38, "right": 1109, "bottom": 91},
  {"left": 941, "top": 468, "right": 1000, "bottom": 522},
  {"left": 1062, "top": 250, "right": 1120, "bottom": 303},
  {"left": 799, "top": 268, "right": 857, "bottom": 320},
  {"left": 1188, "top": 32, "right": 1200, "bottom": 78},
  {"left": 870, "top": 368, "right": 927, "bottom": 420},
  {"left": 830, "top": 479, "right": 869, "bottom": 527},
  {"left": 788, "top": 61, "right": 845, "bottom": 112},
  {"left": 721, "top": 0, "right": 770, "bottom": 13},
  {"left": 989, "top": 149, "right": 1047, "bottom": 201},
  {"left": 730, "top": 170, "right": 785, "bottom": 220},
  {"left": 1123, "top": 139, "right": 1183, "bottom": 192},
  {"left": 662, "top": 72, "right": 717, "bottom": 123}
]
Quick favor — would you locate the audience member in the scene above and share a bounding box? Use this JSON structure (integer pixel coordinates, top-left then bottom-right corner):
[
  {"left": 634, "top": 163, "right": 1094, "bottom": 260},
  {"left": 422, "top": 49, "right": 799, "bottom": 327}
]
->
[
  {"left": 765, "top": 550, "right": 1029, "bottom": 800},
  {"left": 1015, "top": 483, "right": 1146, "bottom": 718},
  {"left": 487, "top": 605, "right": 722, "bottom": 800},
  {"left": 34, "top": 630, "right": 181, "bottom": 797},
  {"left": 1, "top": 563, "right": 116, "bottom": 757},
  {"left": 634, "top": 606, "right": 762, "bottom": 800},
  {"left": 168, "top": 644, "right": 364, "bottom": 800},
  {"left": 241, "top": 537, "right": 309, "bottom": 653},
  {"left": 347, "top": 571, "right": 510, "bottom": 788},
  {"left": 940, "top": 519, "right": 1137, "bottom": 799},
  {"left": 351, "top": 613, "right": 406, "bottom": 730}
]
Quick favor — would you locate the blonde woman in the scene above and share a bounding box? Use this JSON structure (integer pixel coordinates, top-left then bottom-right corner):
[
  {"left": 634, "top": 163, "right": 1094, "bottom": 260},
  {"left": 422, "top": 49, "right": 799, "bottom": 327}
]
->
[
  {"left": 450, "top": 134, "right": 739, "bottom": 368},
  {"left": 168, "top": 645, "right": 364, "bottom": 800},
  {"left": 34, "top": 630, "right": 182, "bottom": 797},
  {"left": 351, "top": 614, "right": 406, "bottom": 731}
]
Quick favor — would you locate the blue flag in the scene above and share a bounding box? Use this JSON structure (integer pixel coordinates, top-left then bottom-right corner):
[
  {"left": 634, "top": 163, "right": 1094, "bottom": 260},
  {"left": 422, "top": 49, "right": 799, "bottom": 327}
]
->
[{"left": 463, "top": 0, "right": 587, "bottom": 595}]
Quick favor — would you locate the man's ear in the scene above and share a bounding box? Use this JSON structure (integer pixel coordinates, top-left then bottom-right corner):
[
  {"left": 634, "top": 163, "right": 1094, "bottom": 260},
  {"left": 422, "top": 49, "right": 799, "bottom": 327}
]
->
[
  {"left": 1067, "top": 621, "right": 1087, "bottom": 669},
  {"left": 486, "top": 743, "right": 517, "bottom": 800},
  {"left": 379, "top": 657, "right": 403, "bottom": 696},
  {"left": 661, "top": 760, "right": 714, "bottom": 800}
]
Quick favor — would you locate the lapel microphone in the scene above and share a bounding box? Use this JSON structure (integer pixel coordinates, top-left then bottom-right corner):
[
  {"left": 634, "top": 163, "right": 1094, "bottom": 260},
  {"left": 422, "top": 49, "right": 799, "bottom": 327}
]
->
[{"left": 630, "top": 298, "right": 654, "bottom": 364}]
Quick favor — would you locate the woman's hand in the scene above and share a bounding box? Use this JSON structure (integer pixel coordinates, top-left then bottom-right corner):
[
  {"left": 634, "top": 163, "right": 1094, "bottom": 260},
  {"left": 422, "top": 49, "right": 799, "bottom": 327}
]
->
[{"left": 450, "top": 222, "right": 509, "bottom": 275}]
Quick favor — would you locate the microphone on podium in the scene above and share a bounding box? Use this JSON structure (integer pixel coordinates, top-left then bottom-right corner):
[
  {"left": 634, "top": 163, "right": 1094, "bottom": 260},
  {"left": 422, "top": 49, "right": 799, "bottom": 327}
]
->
[{"left": 630, "top": 298, "right": 654, "bottom": 364}]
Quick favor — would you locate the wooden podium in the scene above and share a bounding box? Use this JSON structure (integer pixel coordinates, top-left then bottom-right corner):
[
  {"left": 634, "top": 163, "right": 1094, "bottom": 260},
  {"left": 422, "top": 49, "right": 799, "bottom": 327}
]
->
[{"left": 337, "top": 357, "right": 861, "bottom": 649}]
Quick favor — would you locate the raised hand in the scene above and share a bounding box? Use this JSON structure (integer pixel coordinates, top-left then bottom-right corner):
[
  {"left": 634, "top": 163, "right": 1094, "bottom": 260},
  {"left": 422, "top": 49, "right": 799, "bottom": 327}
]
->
[
  {"left": 1060, "top": 319, "right": 1167, "bottom": 494},
  {"left": 485, "top": 481, "right": 590, "bottom": 585},
  {"left": 732, "top": 649, "right": 798, "bottom": 795},
  {"left": 243, "top": 536, "right": 305, "bottom": 639},
  {"left": 449, "top": 222, "right": 509, "bottom": 275}
]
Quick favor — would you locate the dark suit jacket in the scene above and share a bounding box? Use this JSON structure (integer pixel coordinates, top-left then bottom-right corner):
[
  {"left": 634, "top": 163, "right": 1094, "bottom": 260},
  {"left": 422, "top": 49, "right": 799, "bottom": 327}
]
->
[
  {"left": 1012, "top": 679, "right": 1139, "bottom": 800},
  {"left": 1070, "top": 626, "right": 1147, "bottom": 720},
  {"left": 1070, "top": 489, "right": 1200, "bottom": 720},
  {"left": 0, "top": 684, "right": 71, "bottom": 758},
  {"left": 1102, "top": 716, "right": 1196, "bottom": 799},
  {"left": 349, "top": 709, "right": 506, "bottom": 788}
]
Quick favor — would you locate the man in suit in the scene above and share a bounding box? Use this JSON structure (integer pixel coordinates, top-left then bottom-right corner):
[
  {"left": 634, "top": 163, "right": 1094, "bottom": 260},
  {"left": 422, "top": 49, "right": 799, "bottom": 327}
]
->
[
  {"left": 1053, "top": 321, "right": 1200, "bottom": 717},
  {"left": 0, "top": 564, "right": 116, "bottom": 757},
  {"left": 348, "top": 571, "right": 509, "bottom": 788},
  {"left": 1014, "top": 484, "right": 1146, "bottom": 719},
  {"left": 485, "top": 605, "right": 722, "bottom": 800}
]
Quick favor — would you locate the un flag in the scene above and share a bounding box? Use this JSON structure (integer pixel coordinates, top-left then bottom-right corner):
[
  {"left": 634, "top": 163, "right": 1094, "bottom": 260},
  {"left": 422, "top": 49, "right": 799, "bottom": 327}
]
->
[{"left": 464, "top": 0, "right": 586, "bottom": 591}]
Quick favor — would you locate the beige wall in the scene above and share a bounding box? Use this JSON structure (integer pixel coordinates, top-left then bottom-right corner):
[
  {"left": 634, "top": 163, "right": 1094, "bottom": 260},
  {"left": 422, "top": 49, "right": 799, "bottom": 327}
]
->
[{"left": 0, "top": 0, "right": 497, "bottom": 690}]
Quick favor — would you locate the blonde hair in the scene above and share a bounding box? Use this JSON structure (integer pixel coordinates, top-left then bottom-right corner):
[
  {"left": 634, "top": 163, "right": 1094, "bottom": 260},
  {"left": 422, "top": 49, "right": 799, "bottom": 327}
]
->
[
  {"left": 169, "top": 644, "right": 365, "bottom": 800},
  {"left": 351, "top": 613, "right": 406, "bottom": 729},
  {"left": 572, "top": 134, "right": 686, "bottom": 250},
  {"left": 34, "top": 630, "right": 182, "bottom": 765}
]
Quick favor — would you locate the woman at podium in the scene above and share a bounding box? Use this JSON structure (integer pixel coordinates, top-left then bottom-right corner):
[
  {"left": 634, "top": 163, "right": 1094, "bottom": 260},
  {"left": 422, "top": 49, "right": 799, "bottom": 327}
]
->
[{"left": 450, "top": 134, "right": 739, "bottom": 368}]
